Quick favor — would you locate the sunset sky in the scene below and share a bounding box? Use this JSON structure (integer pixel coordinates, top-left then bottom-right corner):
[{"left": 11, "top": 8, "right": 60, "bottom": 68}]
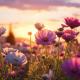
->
[{"left": 0, "top": 0, "right": 80, "bottom": 40}]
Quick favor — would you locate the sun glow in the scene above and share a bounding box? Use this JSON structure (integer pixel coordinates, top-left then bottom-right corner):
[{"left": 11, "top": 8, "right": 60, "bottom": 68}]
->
[{"left": 0, "top": 6, "right": 80, "bottom": 40}]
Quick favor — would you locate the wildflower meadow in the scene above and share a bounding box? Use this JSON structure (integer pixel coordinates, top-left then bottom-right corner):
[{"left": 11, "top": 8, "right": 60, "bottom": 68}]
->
[{"left": 0, "top": 17, "right": 80, "bottom": 80}]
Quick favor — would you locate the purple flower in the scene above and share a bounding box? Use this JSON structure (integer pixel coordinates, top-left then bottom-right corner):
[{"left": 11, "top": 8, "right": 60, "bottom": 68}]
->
[
  {"left": 62, "top": 30, "right": 78, "bottom": 42},
  {"left": 56, "top": 31, "right": 64, "bottom": 37},
  {"left": 64, "top": 17, "right": 80, "bottom": 29},
  {"left": 35, "top": 29, "right": 56, "bottom": 45},
  {"left": 62, "top": 57, "right": 80, "bottom": 79}
]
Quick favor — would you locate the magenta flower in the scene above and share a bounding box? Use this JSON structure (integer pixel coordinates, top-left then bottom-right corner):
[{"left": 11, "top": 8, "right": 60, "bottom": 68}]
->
[
  {"left": 35, "top": 29, "right": 56, "bottom": 45},
  {"left": 62, "top": 30, "right": 78, "bottom": 42},
  {"left": 64, "top": 17, "right": 80, "bottom": 29},
  {"left": 56, "top": 27, "right": 64, "bottom": 37},
  {"left": 62, "top": 57, "right": 80, "bottom": 79}
]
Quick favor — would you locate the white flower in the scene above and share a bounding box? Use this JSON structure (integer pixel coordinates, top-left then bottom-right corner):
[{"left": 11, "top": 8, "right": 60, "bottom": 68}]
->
[{"left": 5, "top": 50, "right": 27, "bottom": 65}]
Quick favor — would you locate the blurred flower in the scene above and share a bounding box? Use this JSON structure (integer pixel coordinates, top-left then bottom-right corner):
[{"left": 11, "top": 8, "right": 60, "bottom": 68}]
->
[
  {"left": 35, "top": 29, "right": 56, "bottom": 45},
  {"left": 9, "top": 70, "right": 17, "bottom": 77},
  {"left": 32, "top": 45, "right": 38, "bottom": 50},
  {"left": 5, "top": 50, "right": 27, "bottom": 65},
  {"left": 28, "top": 32, "right": 32, "bottom": 35},
  {"left": 35, "top": 23, "right": 44, "bottom": 30},
  {"left": 62, "top": 30, "right": 78, "bottom": 42},
  {"left": 42, "top": 65, "right": 53, "bottom": 80},
  {"left": 0, "top": 27, "right": 6, "bottom": 36},
  {"left": 56, "top": 31, "right": 64, "bottom": 37},
  {"left": 64, "top": 17, "right": 80, "bottom": 29},
  {"left": 62, "top": 57, "right": 80, "bottom": 79}
]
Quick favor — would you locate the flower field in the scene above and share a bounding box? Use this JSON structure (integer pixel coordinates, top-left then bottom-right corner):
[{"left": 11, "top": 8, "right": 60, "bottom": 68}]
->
[{"left": 0, "top": 17, "right": 80, "bottom": 80}]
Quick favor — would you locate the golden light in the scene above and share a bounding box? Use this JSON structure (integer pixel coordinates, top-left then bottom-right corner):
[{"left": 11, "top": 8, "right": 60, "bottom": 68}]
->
[{"left": 0, "top": 6, "right": 80, "bottom": 41}]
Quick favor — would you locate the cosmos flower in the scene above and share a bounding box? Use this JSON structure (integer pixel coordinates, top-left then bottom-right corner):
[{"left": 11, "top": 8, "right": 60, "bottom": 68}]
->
[
  {"left": 0, "top": 27, "right": 6, "bottom": 36},
  {"left": 62, "top": 30, "right": 78, "bottom": 42},
  {"left": 64, "top": 17, "right": 80, "bottom": 29},
  {"left": 35, "top": 29, "right": 56, "bottom": 45},
  {"left": 5, "top": 50, "right": 27, "bottom": 65},
  {"left": 35, "top": 23, "right": 44, "bottom": 30},
  {"left": 62, "top": 57, "right": 80, "bottom": 79}
]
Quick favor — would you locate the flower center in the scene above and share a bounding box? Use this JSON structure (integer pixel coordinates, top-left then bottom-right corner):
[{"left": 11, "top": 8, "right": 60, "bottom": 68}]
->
[{"left": 43, "top": 37, "right": 48, "bottom": 42}]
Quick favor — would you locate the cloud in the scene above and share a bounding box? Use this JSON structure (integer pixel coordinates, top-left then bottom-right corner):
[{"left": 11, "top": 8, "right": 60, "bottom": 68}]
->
[{"left": 0, "top": 0, "right": 80, "bottom": 9}]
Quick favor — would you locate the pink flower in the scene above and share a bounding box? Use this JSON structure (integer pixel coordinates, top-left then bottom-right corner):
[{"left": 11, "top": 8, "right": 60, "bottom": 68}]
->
[
  {"left": 62, "top": 57, "right": 80, "bottom": 79},
  {"left": 9, "top": 70, "right": 17, "bottom": 77},
  {"left": 35, "top": 23, "right": 44, "bottom": 30},
  {"left": 64, "top": 17, "right": 80, "bottom": 29},
  {"left": 62, "top": 30, "right": 78, "bottom": 42},
  {"left": 35, "top": 29, "right": 56, "bottom": 45},
  {"left": 5, "top": 50, "right": 27, "bottom": 65}
]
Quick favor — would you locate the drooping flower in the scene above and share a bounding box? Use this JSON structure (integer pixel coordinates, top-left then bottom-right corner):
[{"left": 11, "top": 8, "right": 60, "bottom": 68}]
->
[
  {"left": 35, "top": 29, "right": 56, "bottom": 45},
  {"left": 62, "top": 57, "right": 80, "bottom": 79},
  {"left": 64, "top": 17, "right": 80, "bottom": 29},
  {"left": 0, "top": 27, "right": 6, "bottom": 36},
  {"left": 35, "top": 23, "right": 44, "bottom": 30},
  {"left": 5, "top": 50, "right": 27, "bottom": 65},
  {"left": 62, "top": 30, "right": 78, "bottom": 42}
]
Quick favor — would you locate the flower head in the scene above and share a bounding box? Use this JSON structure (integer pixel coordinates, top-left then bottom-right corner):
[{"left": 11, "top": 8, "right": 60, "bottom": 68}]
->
[
  {"left": 0, "top": 27, "right": 6, "bottom": 36},
  {"left": 28, "top": 32, "right": 32, "bottom": 35},
  {"left": 56, "top": 31, "right": 64, "bottom": 37},
  {"left": 5, "top": 50, "right": 27, "bottom": 65},
  {"left": 62, "top": 57, "right": 80, "bottom": 79},
  {"left": 56, "top": 27, "right": 64, "bottom": 37},
  {"left": 35, "top": 29, "right": 56, "bottom": 45},
  {"left": 62, "top": 30, "right": 78, "bottom": 42},
  {"left": 64, "top": 17, "right": 80, "bottom": 29},
  {"left": 35, "top": 23, "right": 44, "bottom": 30}
]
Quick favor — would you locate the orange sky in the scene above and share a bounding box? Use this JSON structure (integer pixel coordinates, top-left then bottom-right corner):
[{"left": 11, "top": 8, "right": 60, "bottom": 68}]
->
[{"left": 0, "top": 3, "right": 80, "bottom": 41}]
